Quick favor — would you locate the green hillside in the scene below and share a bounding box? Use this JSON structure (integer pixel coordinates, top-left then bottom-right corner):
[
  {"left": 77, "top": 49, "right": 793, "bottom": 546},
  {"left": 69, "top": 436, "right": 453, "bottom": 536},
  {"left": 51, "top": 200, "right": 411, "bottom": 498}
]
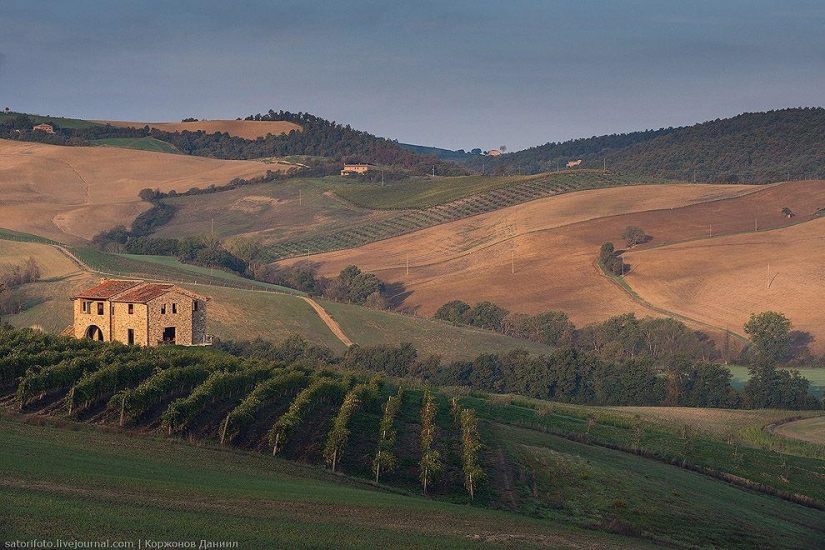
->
[
  {"left": 466, "top": 108, "right": 825, "bottom": 183},
  {"left": 1, "top": 325, "right": 823, "bottom": 548},
  {"left": 91, "top": 136, "right": 181, "bottom": 154}
]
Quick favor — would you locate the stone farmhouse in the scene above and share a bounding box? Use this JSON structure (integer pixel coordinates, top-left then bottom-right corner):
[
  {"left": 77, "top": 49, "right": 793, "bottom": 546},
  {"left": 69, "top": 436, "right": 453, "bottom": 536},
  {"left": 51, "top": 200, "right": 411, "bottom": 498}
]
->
[
  {"left": 32, "top": 123, "right": 55, "bottom": 134},
  {"left": 340, "top": 163, "right": 374, "bottom": 176},
  {"left": 72, "top": 279, "right": 209, "bottom": 346}
]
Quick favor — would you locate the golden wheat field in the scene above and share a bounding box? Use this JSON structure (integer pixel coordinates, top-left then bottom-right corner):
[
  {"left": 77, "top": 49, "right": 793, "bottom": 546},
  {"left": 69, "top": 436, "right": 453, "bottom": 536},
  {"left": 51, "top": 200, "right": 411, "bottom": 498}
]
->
[
  {"left": 0, "top": 139, "right": 280, "bottom": 243},
  {"left": 98, "top": 119, "right": 302, "bottom": 140}
]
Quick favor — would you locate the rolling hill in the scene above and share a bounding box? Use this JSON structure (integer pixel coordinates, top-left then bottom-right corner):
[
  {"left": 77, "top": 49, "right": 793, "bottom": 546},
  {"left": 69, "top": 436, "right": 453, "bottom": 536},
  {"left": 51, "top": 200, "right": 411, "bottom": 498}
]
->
[
  {"left": 277, "top": 179, "right": 825, "bottom": 350},
  {"left": 0, "top": 139, "right": 288, "bottom": 243},
  {"left": 465, "top": 108, "right": 825, "bottom": 183},
  {"left": 623, "top": 213, "right": 825, "bottom": 354}
]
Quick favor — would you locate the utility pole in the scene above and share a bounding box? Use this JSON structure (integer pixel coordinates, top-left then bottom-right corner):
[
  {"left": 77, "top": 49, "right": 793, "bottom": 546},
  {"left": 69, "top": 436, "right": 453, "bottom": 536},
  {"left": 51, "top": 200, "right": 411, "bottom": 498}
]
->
[
  {"left": 754, "top": 217, "right": 758, "bottom": 232},
  {"left": 693, "top": 170, "right": 696, "bottom": 183},
  {"left": 381, "top": 170, "right": 384, "bottom": 186},
  {"left": 299, "top": 189, "right": 302, "bottom": 206},
  {"left": 603, "top": 157, "right": 606, "bottom": 172},
  {"left": 709, "top": 224, "right": 712, "bottom": 238},
  {"left": 767, "top": 263, "right": 771, "bottom": 288},
  {"left": 432, "top": 165, "right": 435, "bottom": 178}
]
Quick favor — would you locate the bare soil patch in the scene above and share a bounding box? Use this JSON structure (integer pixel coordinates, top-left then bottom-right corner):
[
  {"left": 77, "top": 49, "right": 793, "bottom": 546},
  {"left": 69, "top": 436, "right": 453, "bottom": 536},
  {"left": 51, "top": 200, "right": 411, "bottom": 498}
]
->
[{"left": 97, "top": 119, "right": 301, "bottom": 140}]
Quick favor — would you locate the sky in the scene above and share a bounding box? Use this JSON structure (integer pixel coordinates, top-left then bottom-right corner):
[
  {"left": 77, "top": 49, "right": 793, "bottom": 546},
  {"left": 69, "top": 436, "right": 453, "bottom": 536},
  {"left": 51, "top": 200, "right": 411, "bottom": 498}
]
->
[{"left": 2, "top": 1, "right": 824, "bottom": 152}]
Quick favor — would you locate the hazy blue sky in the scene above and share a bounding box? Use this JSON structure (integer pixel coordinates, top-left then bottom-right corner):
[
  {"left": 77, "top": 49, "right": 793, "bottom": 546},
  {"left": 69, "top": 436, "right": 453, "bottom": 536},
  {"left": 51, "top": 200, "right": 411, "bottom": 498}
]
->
[{"left": 2, "top": 1, "right": 824, "bottom": 151}]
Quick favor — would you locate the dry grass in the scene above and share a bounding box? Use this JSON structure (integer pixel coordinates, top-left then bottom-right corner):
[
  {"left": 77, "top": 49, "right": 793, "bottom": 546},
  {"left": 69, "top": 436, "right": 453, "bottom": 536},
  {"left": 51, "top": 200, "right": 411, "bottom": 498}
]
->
[
  {"left": 624, "top": 201, "right": 825, "bottom": 353},
  {"left": 280, "top": 183, "right": 760, "bottom": 325},
  {"left": 0, "top": 139, "right": 284, "bottom": 243},
  {"left": 0, "top": 241, "right": 79, "bottom": 279},
  {"left": 97, "top": 119, "right": 301, "bottom": 140}
]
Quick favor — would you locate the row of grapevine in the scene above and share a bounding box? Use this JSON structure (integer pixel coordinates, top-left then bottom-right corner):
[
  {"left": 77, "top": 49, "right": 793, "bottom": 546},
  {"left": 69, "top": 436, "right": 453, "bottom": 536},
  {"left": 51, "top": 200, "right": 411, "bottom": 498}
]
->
[
  {"left": 220, "top": 368, "right": 310, "bottom": 444},
  {"left": 373, "top": 387, "right": 404, "bottom": 483},
  {"left": 268, "top": 172, "right": 638, "bottom": 259},
  {"left": 162, "top": 366, "right": 275, "bottom": 434},
  {"left": 323, "top": 379, "right": 380, "bottom": 472},
  {"left": 269, "top": 377, "right": 348, "bottom": 455},
  {"left": 419, "top": 390, "right": 442, "bottom": 496},
  {"left": 68, "top": 357, "right": 160, "bottom": 415},
  {"left": 16, "top": 354, "right": 99, "bottom": 406},
  {"left": 109, "top": 364, "right": 219, "bottom": 426}
]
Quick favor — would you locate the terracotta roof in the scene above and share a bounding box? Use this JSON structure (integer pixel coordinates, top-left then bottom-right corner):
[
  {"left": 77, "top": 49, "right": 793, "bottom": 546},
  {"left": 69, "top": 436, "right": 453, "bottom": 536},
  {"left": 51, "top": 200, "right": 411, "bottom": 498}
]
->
[
  {"left": 111, "top": 283, "right": 175, "bottom": 304},
  {"left": 73, "top": 280, "right": 142, "bottom": 300}
]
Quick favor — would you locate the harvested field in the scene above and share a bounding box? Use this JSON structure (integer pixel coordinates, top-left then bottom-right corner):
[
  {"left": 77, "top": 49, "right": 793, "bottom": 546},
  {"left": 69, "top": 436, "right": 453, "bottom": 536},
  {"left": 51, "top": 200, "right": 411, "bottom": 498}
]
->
[
  {"left": 98, "top": 119, "right": 301, "bottom": 140},
  {"left": 624, "top": 209, "right": 825, "bottom": 353},
  {"left": 0, "top": 240, "right": 80, "bottom": 279},
  {"left": 280, "top": 183, "right": 765, "bottom": 326},
  {"left": 773, "top": 416, "right": 825, "bottom": 445},
  {"left": 0, "top": 139, "right": 282, "bottom": 243}
]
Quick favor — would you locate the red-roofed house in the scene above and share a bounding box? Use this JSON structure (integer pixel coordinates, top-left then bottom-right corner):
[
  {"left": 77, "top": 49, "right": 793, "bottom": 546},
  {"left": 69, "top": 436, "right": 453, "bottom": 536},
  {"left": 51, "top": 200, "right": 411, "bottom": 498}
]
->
[{"left": 72, "top": 279, "right": 209, "bottom": 346}]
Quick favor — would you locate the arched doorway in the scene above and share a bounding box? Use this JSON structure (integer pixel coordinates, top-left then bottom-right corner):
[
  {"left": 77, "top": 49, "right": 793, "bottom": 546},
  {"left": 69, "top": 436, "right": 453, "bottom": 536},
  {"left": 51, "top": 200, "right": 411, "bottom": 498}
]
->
[{"left": 85, "top": 325, "right": 104, "bottom": 341}]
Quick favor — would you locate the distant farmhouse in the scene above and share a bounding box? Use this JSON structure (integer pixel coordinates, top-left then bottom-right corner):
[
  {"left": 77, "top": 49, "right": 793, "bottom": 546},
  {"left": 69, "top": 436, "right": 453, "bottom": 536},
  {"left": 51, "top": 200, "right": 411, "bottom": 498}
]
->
[
  {"left": 32, "top": 123, "right": 55, "bottom": 134},
  {"left": 72, "top": 280, "right": 209, "bottom": 346},
  {"left": 340, "top": 163, "right": 374, "bottom": 176},
  {"left": 566, "top": 159, "right": 583, "bottom": 168},
  {"left": 487, "top": 149, "right": 502, "bottom": 156}
]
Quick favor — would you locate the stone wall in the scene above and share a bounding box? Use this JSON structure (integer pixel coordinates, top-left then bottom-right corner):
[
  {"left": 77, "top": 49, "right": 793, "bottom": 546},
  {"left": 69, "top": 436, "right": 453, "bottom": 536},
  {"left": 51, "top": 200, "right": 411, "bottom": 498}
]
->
[
  {"left": 111, "top": 302, "right": 149, "bottom": 346},
  {"left": 147, "top": 292, "right": 196, "bottom": 346},
  {"left": 73, "top": 299, "right": 113, "bottom": 341}
]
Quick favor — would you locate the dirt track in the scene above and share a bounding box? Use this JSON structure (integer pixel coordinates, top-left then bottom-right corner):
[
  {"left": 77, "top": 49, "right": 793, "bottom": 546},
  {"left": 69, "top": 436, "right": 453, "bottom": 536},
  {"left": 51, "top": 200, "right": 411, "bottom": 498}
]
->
[{"left": 300, "top": 297, "right": 353, "bottom": 347}]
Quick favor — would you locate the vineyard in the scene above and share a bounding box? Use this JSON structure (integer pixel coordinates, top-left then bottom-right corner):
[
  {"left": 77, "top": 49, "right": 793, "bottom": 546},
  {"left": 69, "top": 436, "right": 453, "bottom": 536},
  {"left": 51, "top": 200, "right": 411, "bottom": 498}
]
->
[
  {"left": 2, "top": 325, "right": 824, "bottom": 548},
  {"left": 267, "top": 171, "right": 656, "bottom": 260}
]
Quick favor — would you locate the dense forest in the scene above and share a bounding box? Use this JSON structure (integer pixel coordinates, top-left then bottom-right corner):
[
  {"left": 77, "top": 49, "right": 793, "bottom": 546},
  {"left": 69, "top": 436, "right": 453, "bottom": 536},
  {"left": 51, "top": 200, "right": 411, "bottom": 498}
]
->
[{"left": 462, "top": 108, "right": 825, "bottom": 183}]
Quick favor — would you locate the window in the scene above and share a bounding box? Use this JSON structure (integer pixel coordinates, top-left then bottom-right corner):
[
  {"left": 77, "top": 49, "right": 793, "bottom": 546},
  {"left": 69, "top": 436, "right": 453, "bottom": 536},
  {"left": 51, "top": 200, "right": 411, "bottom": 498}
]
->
[
  {"left": 97, "top": 302, "right": 104, "bottom": 315},
  {"left": 128, "top": 303, "right": 134, "bottom": 314},
  {"left": 127, "top": 329, "right": 135, "bottom": 345},
  {"left": 82, "top": 301, "right": 90, "bottom": 314},
  {"left": 160, "top": 304, "right": 166, "bottom": 315},
  {"left": 172, "top": 303, "right": 177, "bottom": 314},
  {"left": 193, "top": 301, "right": 199, "bottom": 312}
]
